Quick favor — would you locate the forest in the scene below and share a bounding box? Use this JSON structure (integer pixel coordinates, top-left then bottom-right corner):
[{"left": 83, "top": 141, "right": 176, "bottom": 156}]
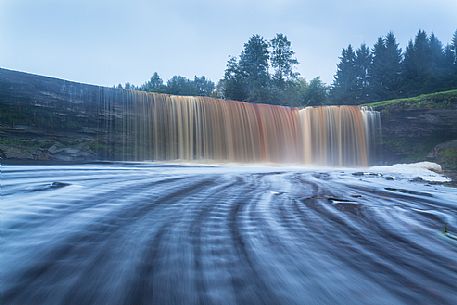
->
[{"left": 118, "top": 29, "right": 457, "bottom": 106}]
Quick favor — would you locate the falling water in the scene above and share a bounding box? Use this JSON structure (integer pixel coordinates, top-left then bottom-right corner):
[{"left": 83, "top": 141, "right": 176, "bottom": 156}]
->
[{"left": 99, "top": 91, "right": 380, "bottom": 166}]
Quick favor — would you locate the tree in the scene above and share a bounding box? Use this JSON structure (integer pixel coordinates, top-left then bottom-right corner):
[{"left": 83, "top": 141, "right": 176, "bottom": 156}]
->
[
  {"left": 302, "top": 77, "right": 328, "bottom": 106},
  {"left": 429, "top": 33, "right": 445, "bottom": 88},
  {"left": 238, "top": 35, "right": 271, "bottom": 102},
  {"left": 141, "top": 72, "right": 166, "bottom": 92},
  {"left": 330, "top": 45, "right": 357, "bottom": 104},
  {"left": 402, "top": 39, "right": 416, "bottom": 93},
  {"left": 354, "top": 44, "right": 371, "bottom": 102},
  {"left": 222, "top": 56, "right": 248, "bottom": 101},
  {"left": 452, "top": 29, "right": 457, "bottom": 65},
  {"left": 368, "top": 33, "right": 402, "bottom": 101},
  {"left": 192, "top": 76, "right": 215, "bottom": 96},
  {"left": 442, "top": 44, "right": 456, "bottom": 88},
  {"left": 383, "top": 32, "right": 403, "bottom": 96},
  {"left": 124, "top": 82, "right": 134, "bottom": 90},
  {"left": 452, "top": 30, "right": 457, "bottom": 84},
  {"left": 165, "top": 76, "right": 191, "bottom": 95},
  {"left": 270, "top": 33, "right": 299, "bottom": 88},
  {"left": 414, "top": 30, "right": 432, "bottom": 89},
  {"left": 161, "top": 75, "right": 215, "bottom": 97}
]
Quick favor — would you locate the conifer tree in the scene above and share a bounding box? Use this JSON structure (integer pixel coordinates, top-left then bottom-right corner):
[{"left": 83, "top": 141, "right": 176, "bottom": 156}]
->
[
  {"left": 270, "top": 33, "right": 299, "bottom": 89},
  {"left": 368, "top": 33, "right": 402, "bottom": 100},
  {"left": 238, "top": 35, "right": 271, "bottom": 102},
  {"left": 330, "top": 45, "right": 357, "bottom": 104},
  {"left": 354, "top": 44, "right": 371, "bottom": 102},
  {"left": 452, "top": 30, "right": 457, "bottom": 65},
  {"left": 368, "top": 37, "right": 386, "bottom": 100},
  {"left": 222, "top": 56, "right": 248, "bottom": 101}
]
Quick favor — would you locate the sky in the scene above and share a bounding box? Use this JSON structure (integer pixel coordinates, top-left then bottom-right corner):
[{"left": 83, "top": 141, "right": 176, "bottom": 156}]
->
[{"left": 1, "top": 0, "right": 456, "bottom": 87}]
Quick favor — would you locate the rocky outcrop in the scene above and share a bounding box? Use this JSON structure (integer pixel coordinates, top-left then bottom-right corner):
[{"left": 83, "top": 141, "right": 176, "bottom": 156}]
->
[
  {"left": 0, "top": 68, "right": 125, "bottom": 162},
  {"left": 429, "top": 140, "right": 457, "bottom": 169},
  {"left": 372, "top": 92, "right": 457, "bottom": 169}
]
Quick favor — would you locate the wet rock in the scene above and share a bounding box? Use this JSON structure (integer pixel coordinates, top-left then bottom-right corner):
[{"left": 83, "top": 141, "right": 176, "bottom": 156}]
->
[
  {"left": 409, "top": 177, "right": 425, "bottom": 183},
  {"left": 0, "top": 144, "right": 34, "bottom": 159},
  {"left": 50, "top": 182, "right": 71, "bottom": 189},
  {"left": 429, "top": 140, "right": 457, "bottom": 170},
  {"left": 48, "top": 143, "right": 64, "bottom": 154}
]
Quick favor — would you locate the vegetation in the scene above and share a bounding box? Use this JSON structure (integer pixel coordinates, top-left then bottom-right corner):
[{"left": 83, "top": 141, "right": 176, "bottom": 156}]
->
[
  {"left": 118, "top": 29, "right": 457, "bottom": 107},
  {"left": 117, "top": 74, "right": 215, "bottom": 97},
  {"left": 364, "top": 89, "right": 457, "bottom": 109}
]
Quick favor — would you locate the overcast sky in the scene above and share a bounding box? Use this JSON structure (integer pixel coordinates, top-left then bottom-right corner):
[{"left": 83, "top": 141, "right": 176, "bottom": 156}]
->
[{"left": 1, "top": 0, "right": 456, "bottom": 87}]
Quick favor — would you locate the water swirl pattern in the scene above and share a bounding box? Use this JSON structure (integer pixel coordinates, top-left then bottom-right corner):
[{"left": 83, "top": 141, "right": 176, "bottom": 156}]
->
[{"left": 1, "top": 163, "right": 457, "bottom": 305}]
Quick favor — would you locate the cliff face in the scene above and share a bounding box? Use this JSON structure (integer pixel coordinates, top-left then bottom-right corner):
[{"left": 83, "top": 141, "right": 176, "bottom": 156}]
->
[
  {"left": 0, "top": 68, "right": 121, "bottom": 161},
  {"left": 370, "top": 90, "right": 457, "bottom": 169},
  {"left": 1, "top": 68, "right": 457, "bottom": 168}
]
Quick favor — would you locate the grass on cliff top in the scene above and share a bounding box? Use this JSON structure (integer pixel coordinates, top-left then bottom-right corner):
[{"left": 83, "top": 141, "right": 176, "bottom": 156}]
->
[{"left": 364, "top": 89, "right": 457, "bottom": 108}]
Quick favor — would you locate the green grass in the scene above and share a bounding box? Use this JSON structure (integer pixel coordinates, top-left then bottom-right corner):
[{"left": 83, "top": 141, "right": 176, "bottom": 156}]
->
[{"left": 364, "top": 89, "right": 457, "bottom": 109}]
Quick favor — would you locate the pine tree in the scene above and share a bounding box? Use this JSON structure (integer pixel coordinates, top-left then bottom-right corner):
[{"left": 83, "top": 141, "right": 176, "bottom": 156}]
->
[
  {"left": 383, "top": 32, "right": 403, "bottom": 96},
  {"left": 354, "top": 44, "right": 371, "bottom": 102},
  {"left": 368, "top": 37, "right": 386, "bottom": 100},
  {"left": 452, "top": 30, "right": 457, "bottom": 84},
  {"left": 402, "top": 40, "right": 416, "bottom": 94},
  {"left": 222, "top": 56, "right": 248, "bottom": 101},
  {"left": 166, "top": 76, "right": 193, "bottom": 95},
  {"left": 429, "top": 33, "right": 445, "bottom": 88},
  {"left": 270, "top": 33, "right": 299, "bottom": 89},
  {"left": 330, "top": 45, "right": 357, "bottom": 104},
  {"left": 368, "top": 33, "right": 402, "bottom": 101},
  {"left": 141, "top": 72, "right": 165, "bottom": 92},
  {"left": 192, "top": 76, "right": 215, "bottom": 96},
  {"left": 401, "top": 30, "right": 432, "bottom": 95},
  {"left": 442, "top": 44, "right": 456, "bottom": 88},
  {"left": 452, "top": 30, "right": 457, "bottom": 65},
  {"left": 238, "top": 35, "right": 271, "bottom": 102},
  {"left": 303, "top": 77, "right": 328, "bottom": 106},
  {"left": 414, "top": 30, "right": 432, "bottom": 89}
]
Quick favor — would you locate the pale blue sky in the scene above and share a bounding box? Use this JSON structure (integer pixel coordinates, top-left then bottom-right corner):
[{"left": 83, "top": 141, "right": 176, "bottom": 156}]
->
[{"left": 1, "top": 0, "right": 456, "bottom": 87}]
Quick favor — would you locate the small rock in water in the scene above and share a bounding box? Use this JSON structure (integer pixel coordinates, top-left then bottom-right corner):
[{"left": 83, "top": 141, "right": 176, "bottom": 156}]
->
[
  {"left": 409, "top": 177, "right": 425, "bottom": 183},
  {"left": 50, "top": 182, "right": 71, "bottom": 189}
]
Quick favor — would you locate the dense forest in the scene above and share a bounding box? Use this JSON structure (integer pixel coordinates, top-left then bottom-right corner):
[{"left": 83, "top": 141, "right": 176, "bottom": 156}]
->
[{"left": 118, "top": 29, "right": 457, "bottom": 106}]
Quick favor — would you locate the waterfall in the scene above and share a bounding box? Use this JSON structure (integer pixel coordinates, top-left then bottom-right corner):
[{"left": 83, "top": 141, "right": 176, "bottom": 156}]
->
[{"left": 100, "top": 91, "right": 380, "bottom": 166}]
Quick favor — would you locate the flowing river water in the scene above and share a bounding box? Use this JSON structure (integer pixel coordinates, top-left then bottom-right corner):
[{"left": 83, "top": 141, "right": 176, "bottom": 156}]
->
[{"left": 1, "top": 163, "right": 457, "bottom": 304}]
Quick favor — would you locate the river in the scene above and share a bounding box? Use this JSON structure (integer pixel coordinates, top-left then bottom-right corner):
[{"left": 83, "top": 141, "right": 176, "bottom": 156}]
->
[{"left": 1, "top": 163, "right": 457, "bottom": 304}]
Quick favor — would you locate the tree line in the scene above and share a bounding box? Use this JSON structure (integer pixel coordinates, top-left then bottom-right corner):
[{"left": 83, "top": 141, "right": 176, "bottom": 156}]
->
[
  {"left": 118, "top": 29, "right": 457, "bottom": 106},
  {"left": 331, "top": 30, "right": 457, "bottom": 104},
  {"left": 116, "top": 73, "right": 215, "bottom": 97}
]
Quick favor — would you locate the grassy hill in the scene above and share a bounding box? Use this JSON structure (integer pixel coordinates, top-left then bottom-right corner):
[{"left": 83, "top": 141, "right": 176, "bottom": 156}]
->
[{"left": 364, "top": 89, "right": 457, "bottom": 110}]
